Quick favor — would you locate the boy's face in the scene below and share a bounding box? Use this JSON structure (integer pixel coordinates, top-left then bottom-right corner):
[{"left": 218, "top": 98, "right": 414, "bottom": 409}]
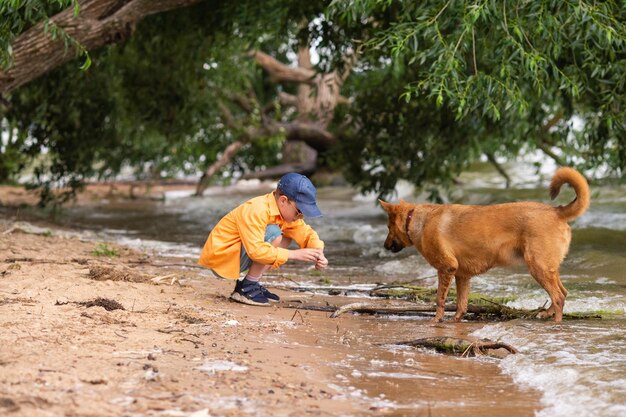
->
[{"left": 277, "top": 194, "right": 303, "bottom": 222}]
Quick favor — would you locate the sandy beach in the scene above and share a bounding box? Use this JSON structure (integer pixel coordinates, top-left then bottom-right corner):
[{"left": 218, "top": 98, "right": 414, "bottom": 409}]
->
[{"left": 0, "top": 185, "right": 542, "bottom": 416}]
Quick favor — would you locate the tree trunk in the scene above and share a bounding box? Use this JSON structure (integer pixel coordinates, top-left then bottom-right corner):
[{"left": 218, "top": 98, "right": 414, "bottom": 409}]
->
[
  {"left": 0, "top": 0, "right": 204, "bottom": 94},
  {"left": 195, "top": 45, "right": 354, "bottom": 187},
  {"left": 194, "top": 140, "right": 245, "bottom": 196},
  {"left": 240, "top": 47, "right": 351, "bottom": 180}
]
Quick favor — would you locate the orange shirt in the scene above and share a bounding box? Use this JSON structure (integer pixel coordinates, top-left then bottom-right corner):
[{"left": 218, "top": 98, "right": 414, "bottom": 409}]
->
[{"left": 198, "top": 192, "right": 324, "bottom": 279}]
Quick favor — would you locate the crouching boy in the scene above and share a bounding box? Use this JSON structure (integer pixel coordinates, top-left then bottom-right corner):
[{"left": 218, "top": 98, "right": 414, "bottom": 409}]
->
[{"left": 198, "top": 173, "right": 328, "bottom": 306}]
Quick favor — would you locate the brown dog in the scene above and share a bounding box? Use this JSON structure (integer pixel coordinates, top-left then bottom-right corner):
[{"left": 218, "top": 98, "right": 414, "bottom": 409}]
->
[{"left": 380, "top": 167, "right": 590, "bottom": 323}]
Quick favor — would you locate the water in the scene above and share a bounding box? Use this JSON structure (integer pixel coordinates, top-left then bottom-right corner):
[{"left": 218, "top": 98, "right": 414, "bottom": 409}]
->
[
  {"left": 4, "top": 166, "right": 625, "bottom": 416},
  {"left": 472, "top": 321, "right": 626, "bottom": 417}
]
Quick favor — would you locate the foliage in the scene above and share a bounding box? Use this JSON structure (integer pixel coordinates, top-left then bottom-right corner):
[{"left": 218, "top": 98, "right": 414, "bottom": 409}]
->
[
  {"left": 1, "top": 0, "right": 625, "bottom": 203},
  {"left": 0, "top": 1, "right": 88, "bottom": 70},
  {"left": 1, "top": 2, "right": 292, "bottom": 193},
  {"left": 90, "top": 243, "right": 119, "bottom": 257},
  {"left": 331, "top": 0, "right": 625, "bottom": 195}
]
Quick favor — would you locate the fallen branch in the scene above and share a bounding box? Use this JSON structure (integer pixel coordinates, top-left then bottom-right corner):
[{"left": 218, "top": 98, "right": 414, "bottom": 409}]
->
[
  {"left": 272, "top": 284, "right": 374, "bottom": 295},
  {"left": 328, "top": 300, "right": 603, "bottom": 321},
  {"left": 395, "top": 337, "right": 518, "bottom": 357},
  {"left": 329, "top": 301, "right": 492, "bottom": 319},
  {"left": 281, "top": 302, "right": 336, "bottom": 313}
]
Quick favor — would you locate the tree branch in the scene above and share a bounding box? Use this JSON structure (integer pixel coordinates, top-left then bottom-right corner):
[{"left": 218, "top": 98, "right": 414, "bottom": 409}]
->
[
  {"left": 537, "top": 142, "right": 567, "bottom": 166},
  {"left": 274, "top": 121, "right": 337, "bottom": 152},
  {"left": 0, "top": 0, "right": 204, "bottom": 94},
  {"left": 223, "top": 92, "right": 254, "bottom": 114},
  {"left": 249, "top": 50, "right": 315, "bottom": 84},
  {"left": 217, "top": 101, "right": 238, "bottom": 129},
  {"left": 537, "top": 110, "right": 567, "bottom": 166},
  {"left": 485, "top": 152, "right": 511, "bottom": 188},
  {"left": 278, "top": 91, "right": 298, "bottom": 107},
  {"left": 541, "top": 111, "right": 564, "bottom": 136},
  {"left": 195, "top": 141, "right": 245, "bottom": 196},
  {"left": 339, "top": 51, "right": 357, "bottom": 83}
]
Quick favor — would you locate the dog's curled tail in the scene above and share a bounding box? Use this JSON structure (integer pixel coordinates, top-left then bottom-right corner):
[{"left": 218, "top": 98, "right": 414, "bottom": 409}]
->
[{"left": 549, "top": 167, "right": 590, "bottom": 221}]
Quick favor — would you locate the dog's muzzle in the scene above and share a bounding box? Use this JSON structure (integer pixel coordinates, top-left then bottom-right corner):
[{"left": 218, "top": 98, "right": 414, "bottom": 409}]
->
[{"left": 384, "top": 239, "right": 404, "bottom": 253}]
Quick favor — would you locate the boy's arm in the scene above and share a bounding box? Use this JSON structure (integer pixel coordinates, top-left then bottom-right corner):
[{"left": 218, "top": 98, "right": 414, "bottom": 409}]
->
[
  {"left": 282, "top": 220, "right": 324, "bottom": 249},
  {"left": 284, "top": 220, "right": 328, "bottom": 270}
]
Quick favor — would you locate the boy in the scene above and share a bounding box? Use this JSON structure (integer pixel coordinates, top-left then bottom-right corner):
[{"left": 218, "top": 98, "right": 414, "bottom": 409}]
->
[{"left": 198, "top": 173, "right": 328, "bottom": 306}]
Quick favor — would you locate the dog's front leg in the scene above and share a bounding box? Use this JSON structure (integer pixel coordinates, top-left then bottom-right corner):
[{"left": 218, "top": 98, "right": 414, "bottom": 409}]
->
[
  {"left": 434, "top": 271, "right": 454, "bottom": 322},
  {"left": 454, "top": 276, "right": 471, "bottom": 322}
]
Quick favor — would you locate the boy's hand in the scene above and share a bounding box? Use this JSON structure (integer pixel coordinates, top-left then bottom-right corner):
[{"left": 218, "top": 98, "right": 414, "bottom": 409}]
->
[
  {"left": 314, "top": 251, "right": 328, "bottom": 270},
  {"left": 288, "top": 248, "right": 328, "bottom": 270},
  {"left": 309, "top": 248, "right": 328, "bottom": 270},
  {"left": 289, "top": 248, "right": 322, "bottom": 263}
]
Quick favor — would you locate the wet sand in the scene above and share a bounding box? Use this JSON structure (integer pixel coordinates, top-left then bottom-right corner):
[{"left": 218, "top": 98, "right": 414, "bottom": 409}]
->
[{"left": 0, "top": 185, "right": 541, "bottom": 416}]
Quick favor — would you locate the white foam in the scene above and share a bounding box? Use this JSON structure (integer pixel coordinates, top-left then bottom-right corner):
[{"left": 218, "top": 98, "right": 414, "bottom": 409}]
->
[
  {"left": 114, "top": 236, "right": 200, "bottom": 258},
  {"left": 469, "top": 274, "right": 526, "bottom": 294},
  {"left": 164, "top": 189, "right": 196, "bottom": 199},
  {"left": 472, "top": 323, "right": 626, "bottom": 417},
  {"left": 595, "top": 277, "right": 617, "bottom": 284},
  {"left": 365, "top": 371, "right": 437, "bottom": 380},
  {"left": 574, "top": 211, "right": 626, "bottom": 231},
  {"left": 373, "top": 256, "right": 435, "bottom": 276},
  {"left": 499, "top": 354, "right": 626, "bottom": 417},
  {"left": 352, "top": 224, "right": 386, "bottom": 244},
  {"left": 506, "top": 292, "right": 626, "bottom": 313}
]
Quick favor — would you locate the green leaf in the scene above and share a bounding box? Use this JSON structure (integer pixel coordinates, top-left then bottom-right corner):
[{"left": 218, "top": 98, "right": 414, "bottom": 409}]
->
[{"left": 79, "top": 53, "right": 91, "bottom": 71}]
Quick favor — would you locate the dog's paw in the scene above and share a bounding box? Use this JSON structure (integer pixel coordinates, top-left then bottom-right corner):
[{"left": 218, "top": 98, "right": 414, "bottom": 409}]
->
[{"left": 535, "top": 309, "right": 554, "bottom": 319}]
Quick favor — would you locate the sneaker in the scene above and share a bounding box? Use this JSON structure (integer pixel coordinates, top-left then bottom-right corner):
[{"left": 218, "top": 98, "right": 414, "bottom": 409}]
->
[
  {"left": 230, "top": 279, "right": 269, "bottom": 306},
  {"left": 259, "top": 284, "right": 280, "bottom": 302}
]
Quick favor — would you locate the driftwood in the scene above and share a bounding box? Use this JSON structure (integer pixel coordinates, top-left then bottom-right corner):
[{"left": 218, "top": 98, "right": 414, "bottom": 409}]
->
[
  {"left": 325, "top": 300, "right": 602, "bottom": 321},
  {"left": 329, "top": 301, "right": 496, "bottom": 318},
  {"left": 396, "top": 337, "right": 518, "bottom": 357},
  {"left": 368, "top": 283, "right": 472, "bottom": 303}
]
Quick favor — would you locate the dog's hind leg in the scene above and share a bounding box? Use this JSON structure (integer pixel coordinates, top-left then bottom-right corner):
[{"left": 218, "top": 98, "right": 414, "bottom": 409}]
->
[
  {"left": 527, "top": 263, "right": 566, "bottom": 322},
  {"left": 434, "top": 270, "right": 455, "bottom": 322},
  {"left": 558, "top": 280, "right": 568, "bottom": 298},
  {"left": 539, "top": 277, "right": 568, "bottom": 320},
  {"left": 454, "top": 276, "right": 471, "bottom": 322}
]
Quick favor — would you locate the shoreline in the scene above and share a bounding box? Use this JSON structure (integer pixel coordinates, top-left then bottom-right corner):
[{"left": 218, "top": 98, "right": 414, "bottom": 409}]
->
[{"left": 0, "top": 184, "right": 542, "bottom": 416}]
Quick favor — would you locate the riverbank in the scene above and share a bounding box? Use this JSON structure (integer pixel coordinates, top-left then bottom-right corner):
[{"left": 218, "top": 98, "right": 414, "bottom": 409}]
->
[
  {"left": 0, "top": 227, "right": 541, "bottom": 416},
  {"left": 0, "top": 180, "right": 199, "bottom": 207}
]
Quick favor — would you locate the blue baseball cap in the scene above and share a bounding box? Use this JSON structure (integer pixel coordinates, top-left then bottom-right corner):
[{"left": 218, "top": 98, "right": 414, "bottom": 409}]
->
[{"left": 277, "top": 173, "right": 322, "bottom": 218}]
